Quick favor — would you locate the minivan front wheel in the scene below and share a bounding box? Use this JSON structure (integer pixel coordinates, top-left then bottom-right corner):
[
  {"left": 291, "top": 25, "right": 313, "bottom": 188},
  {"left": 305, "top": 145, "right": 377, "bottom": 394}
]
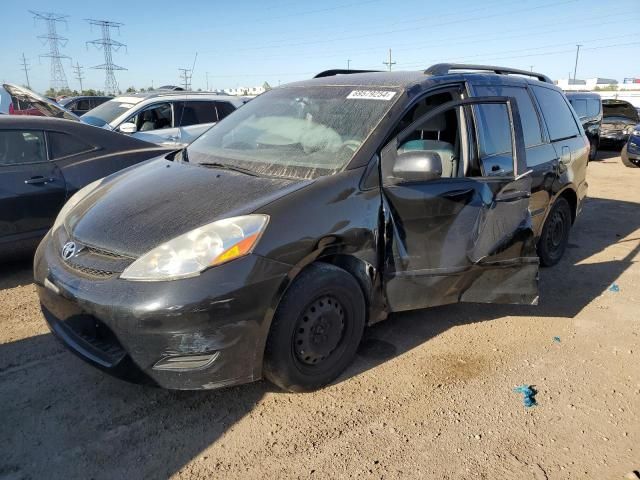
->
[
  {"left": 538, "top": 197, "right": 572, "bottom": 267},
  {"left": 263, "top": 263, "right": 365, "bottom": 392},
  {"left": 588, "top": 137, "right": 598, "bottom": 161}
]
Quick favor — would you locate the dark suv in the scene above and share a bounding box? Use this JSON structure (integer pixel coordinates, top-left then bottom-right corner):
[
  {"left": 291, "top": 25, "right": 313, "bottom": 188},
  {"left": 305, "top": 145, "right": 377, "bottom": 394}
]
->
[
  {"left": 565, "top": 92, "right": 602, "bottom": 160},
  {"left": 35, "top": 64, "right": 588, "bottom": 392}
]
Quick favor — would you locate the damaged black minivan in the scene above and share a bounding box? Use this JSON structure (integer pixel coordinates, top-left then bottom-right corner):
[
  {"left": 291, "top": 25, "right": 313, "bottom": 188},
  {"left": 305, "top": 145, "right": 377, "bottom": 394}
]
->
[{"left": 35, "top": 64, "right": 588, "bottom": 391}]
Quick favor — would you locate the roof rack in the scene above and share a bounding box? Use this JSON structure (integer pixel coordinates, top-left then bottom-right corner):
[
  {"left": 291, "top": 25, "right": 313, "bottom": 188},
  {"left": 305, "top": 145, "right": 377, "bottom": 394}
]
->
[
  {"left": 424, "top": 63, "right": 553, "bottom": 84},
  {"left": 314, "top": 69, "right": 382, "bottom": 78}
]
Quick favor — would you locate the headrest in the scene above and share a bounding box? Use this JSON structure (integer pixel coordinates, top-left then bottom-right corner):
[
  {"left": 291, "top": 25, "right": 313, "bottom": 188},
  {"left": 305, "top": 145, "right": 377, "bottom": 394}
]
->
[{"left": 413, "top": 103, "right": 446, "bottom": 131}]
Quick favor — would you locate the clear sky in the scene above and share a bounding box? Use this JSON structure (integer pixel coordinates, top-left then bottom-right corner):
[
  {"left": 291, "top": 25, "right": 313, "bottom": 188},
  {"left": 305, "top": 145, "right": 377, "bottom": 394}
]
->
[{"left": 1, "top": 0, "right": 639, "bottom": 94}]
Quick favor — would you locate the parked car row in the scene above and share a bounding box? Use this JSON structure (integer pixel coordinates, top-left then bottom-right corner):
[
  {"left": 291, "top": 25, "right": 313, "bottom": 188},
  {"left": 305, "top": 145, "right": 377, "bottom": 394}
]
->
[{"left": 29, "top": 64, "right": 589, "bottom": 393}]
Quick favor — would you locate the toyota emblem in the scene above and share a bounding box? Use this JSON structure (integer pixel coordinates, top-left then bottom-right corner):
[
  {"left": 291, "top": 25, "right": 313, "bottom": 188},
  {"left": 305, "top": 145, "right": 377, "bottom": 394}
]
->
[{"left": 61, "top": 241, "right": 77, "bottom": 260}]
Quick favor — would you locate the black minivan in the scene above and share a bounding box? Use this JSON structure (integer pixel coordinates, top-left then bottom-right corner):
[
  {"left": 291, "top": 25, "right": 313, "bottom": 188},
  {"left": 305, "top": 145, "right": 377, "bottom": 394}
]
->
[{"left": 35, "top": 64, "right": 589, "bottom": 392}]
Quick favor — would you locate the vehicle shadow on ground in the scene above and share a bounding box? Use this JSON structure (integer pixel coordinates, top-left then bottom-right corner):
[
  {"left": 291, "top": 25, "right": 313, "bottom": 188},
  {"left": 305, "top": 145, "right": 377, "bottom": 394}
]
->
[
  {"left": 0, "top": 196, "right": 638, "bottom": 479},
  {"left": 595, "top": 148, "right": 623, "bottom": 161},
  {"left": 0, "top": 258, "right": 33, "bottom": 290}
]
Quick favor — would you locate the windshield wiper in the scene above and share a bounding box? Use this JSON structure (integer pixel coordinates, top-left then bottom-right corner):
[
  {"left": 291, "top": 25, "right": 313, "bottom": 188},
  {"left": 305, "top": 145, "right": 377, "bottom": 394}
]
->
[{"left": 197, "top": 161, "right": 260, "bottom": 176}]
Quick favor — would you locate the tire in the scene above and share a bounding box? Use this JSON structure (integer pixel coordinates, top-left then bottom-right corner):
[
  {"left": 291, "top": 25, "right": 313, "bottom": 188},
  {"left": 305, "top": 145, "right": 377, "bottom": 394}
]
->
[
  {"left": 537, "top": 197, "right": 572, "bottom": 267},
  {"left": 263, "top": 263, "right": 365, "bottom": 392},
  {"left": 588, "top": 137, "right": 598, "bottom": 161}
]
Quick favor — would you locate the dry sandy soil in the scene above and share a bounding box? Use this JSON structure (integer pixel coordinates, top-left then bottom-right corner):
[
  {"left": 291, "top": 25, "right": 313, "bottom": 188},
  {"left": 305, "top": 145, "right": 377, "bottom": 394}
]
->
[{"left": 1, "top": 152, "right": 639, "bottom": 480}]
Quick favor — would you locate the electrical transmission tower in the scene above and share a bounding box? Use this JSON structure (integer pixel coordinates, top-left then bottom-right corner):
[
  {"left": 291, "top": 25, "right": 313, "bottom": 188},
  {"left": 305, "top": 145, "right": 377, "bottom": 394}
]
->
[
  {"left": 73, "top": 62, "right": 85, "bottom": 92},
  {"left": 178, "top": 68, "right": 193, "bottom": 91},
  {"left": 86, "top": 19, "right": 126, "bottom": 95},
  {"left": 20, "top": 53, "right": 31, "bottom": 89},
  {"left": 30, "top": 10, "right": 70, "bottom": 91}
]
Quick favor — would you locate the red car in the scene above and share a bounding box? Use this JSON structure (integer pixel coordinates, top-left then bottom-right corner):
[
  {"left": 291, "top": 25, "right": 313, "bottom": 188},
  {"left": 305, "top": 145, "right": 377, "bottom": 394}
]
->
[{"left": 0, "top": 83, "right": 78, "bottom": 120}]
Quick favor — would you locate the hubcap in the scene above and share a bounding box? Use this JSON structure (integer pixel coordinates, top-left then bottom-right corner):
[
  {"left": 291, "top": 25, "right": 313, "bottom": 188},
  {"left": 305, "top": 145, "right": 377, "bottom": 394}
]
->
[{"left": 294, "top": 296, "right": 345, "bottom": 365}]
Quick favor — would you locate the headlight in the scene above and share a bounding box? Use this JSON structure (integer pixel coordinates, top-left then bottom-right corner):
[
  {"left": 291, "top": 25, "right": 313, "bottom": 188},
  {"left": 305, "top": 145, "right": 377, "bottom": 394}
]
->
[
  {"left": 120, "top": 214, "right": 269, "bottom": 281},
  {"left": 51, "top": 179, "right": 102, "bottom": 234}
]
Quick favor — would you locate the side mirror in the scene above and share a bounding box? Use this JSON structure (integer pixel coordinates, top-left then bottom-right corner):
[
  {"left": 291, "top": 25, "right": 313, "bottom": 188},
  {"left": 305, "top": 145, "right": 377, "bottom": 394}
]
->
[
  {"left": 119, "top": 122, "right": 137, "bottom": 134},
  {"left": 392, "top": 150, "right": 442, "bottom": 182}
]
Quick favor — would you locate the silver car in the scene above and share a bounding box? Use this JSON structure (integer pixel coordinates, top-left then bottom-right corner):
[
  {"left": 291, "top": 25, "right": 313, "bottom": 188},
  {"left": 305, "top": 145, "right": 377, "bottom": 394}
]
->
[{"left": 81, "top": 91, "right": 248, "bottom": 147}]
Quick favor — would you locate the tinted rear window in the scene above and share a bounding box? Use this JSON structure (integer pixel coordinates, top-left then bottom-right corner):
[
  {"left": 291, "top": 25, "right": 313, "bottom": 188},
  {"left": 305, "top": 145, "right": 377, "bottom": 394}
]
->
[
  {"left": 177, "top": 101, "right": 218, "bottom": 126},
  {"left": 474, "top": 85, "right": 543, "bottom": 148},
  {"left": 532, "top": 86, "right": 580, "bottom": 141},
  {"left": 48, "top": 131, "right": 93, "bottom": 158},
  {"left": 587, "top": 99, "right": 601, "bottom": 116},
  {"left": 569, "top": 98, "right": 587, "bottom": 118}
]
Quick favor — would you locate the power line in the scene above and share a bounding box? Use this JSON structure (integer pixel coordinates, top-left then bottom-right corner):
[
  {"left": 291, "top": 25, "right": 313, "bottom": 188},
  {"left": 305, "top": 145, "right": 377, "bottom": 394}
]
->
[
  {"left": 30, "top": 10, "right": 70, "bottom": 91},
  {"left": 20, "top": 53, "right": 31, "bottom": 89},
  {"left": 86, "top": 19, "right": 127, "bottom": 95},
  {"left": 73, "top": 61, "right": 85, "bottom": 92}
]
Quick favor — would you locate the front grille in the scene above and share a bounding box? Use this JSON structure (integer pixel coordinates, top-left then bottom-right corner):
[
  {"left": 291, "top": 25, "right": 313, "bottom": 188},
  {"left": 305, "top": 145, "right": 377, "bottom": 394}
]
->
[
  {"left": 85, "top": 246, "right": 132, "bottom": 260},
  {"left": 66, "top": 261, "right": 116, "bottom": 278}
]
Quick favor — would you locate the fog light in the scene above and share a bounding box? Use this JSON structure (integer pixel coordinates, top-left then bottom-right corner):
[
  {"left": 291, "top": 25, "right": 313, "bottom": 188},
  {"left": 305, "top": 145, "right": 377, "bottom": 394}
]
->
[{"left": 152, "top": 352, "right": 220, "bottom": 371}]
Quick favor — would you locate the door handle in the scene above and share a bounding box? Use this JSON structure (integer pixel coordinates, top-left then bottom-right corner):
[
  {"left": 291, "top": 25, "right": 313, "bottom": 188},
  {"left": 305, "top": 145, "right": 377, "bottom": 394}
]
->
[{"left": 24, "top": 176, "right": 53, "bottom": 185}]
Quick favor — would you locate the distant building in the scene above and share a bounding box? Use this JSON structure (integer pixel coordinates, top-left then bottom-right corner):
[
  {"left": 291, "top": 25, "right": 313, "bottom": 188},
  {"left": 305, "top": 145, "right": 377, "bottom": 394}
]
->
[
  {"left": 223, "top": 86, "right": 266, "bottom": 96},
  {"left": 556, "top": 77, "right": 618, "bottom": 91}
]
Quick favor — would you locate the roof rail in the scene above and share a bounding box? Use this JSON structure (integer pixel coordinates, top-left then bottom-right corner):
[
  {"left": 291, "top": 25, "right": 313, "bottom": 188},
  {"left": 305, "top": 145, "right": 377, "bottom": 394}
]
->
[
  {"left": 314, "top": 69, "right": 382, "bottom": 78},
  {"left": 424, "top": 63, "right": 553, "bottom": 84}
]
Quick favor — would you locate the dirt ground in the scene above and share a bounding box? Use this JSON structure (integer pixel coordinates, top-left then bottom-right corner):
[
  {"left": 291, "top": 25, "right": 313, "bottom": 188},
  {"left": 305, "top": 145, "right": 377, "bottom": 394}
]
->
[{"left": 1, "top": 152, "right": 639, "bottom": 480}]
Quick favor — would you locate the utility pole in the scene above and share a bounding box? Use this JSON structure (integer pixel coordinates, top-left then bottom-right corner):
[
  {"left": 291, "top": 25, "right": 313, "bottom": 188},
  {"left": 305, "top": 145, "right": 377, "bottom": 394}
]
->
[
  {"left": 178, "top": 68, "right": 192, "bottom": 91},
  {"left": 205, "top": 71, "right": 209, "bottom": 91},
  {"left": 573, "top": 44, "right": 582, "bottom": 82},
  {"left": 86, "top": 19, "right": 126, "bottom": 95},
  {"left": 20, "top": 53, "right": 31, "bottom": 89},
  {"left": 347, "top": 59, "right": 351, "bottom": 71},
  {"left": 30, "top": 10, "right": 70, "bottom": 91},
  {"left": 529, "top": 65, "right": 534, "bottom": 72},
  {"left": 72, "top": 61, "right": 85, "bottom": 92},
  {"left": 382, "top": 48, "right": 395, "bottom": 72}
]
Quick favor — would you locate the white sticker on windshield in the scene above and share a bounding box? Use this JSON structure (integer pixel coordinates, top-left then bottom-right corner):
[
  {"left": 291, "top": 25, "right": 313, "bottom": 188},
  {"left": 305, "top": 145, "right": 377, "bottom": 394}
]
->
[{"left": 347, "top": 90, "right": 396, "bottom": 101}]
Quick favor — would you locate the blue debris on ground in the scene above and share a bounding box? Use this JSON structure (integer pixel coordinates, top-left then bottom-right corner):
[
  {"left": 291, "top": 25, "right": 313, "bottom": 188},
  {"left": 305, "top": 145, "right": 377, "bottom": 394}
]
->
[
  {"left": 513, "top": 385, "right": 537, "bottom": 407},
  {"left": 609, "top": 283, "right": 620, "bottom": 292},
  {"left": 553, "top": 336, "right": 561, "bottom": 343}
]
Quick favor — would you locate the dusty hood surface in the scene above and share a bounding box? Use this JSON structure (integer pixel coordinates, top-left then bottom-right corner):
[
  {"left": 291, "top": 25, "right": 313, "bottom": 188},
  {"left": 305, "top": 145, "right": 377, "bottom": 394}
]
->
[{"left": 68, "top": 158, "right": 308, "bottom": 257}]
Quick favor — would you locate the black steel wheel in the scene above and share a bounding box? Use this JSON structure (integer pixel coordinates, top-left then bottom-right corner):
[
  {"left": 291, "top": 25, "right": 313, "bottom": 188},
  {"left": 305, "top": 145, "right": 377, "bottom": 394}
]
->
[
  {"left": 537, "top": 197, "right": 572, "bottom": 267},
  {"left": 263, "top": 263, "right": 365, "bottom": 392}
]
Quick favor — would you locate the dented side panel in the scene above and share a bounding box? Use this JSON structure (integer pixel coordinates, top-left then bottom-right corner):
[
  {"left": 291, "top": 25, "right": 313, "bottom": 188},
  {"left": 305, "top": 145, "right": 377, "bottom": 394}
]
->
[{"left": 383, "top": 175, "right": 538, "bottom": 312}]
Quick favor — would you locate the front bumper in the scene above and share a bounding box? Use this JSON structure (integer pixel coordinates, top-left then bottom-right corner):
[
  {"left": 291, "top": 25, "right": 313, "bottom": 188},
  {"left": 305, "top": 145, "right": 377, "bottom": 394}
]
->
[
  {"left": 34, "top": 231, "right": 290, "bottom": 390},
  {"left": 600, "top": 131, "right": 629, "bottom": 146}
]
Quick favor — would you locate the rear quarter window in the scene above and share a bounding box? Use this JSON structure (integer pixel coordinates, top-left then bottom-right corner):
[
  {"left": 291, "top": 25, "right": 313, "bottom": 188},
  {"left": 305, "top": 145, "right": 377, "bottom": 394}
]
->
[
  {"left": 48, "top": 131, "right": 94, "bottom": 159},
  {"left": 532, "top": 86, "right": 580, "bottom": 141}
]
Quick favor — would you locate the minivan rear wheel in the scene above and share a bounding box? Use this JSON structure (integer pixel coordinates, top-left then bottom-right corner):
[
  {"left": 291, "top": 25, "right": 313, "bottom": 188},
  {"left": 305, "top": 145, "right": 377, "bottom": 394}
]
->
[
  {"left": 537, "top": 197, "right": 572, "bottom": 267},
  {"left": 263, "top": 263, "right": 365, "bottom": 392}
]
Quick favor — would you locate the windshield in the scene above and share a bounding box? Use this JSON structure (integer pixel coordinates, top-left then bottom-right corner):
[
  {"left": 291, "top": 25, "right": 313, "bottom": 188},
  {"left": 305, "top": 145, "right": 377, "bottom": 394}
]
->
[
  {"left": 186, "top": 85, "right": 400, "bottom": 179},
  {"left": 4, "top": 84, "right": 78, "bottom": 121},
  {"left": 82, "top": 96, "right": 142, "bottom": 126}
]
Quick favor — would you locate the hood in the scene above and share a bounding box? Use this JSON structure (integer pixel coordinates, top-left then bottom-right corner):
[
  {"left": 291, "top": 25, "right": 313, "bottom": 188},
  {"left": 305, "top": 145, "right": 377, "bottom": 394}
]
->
[
  {"left": 68, "top": 158, "right": 310, "bottom": 257},
  {"left": 602, "top": 100, "right": 639, "bottom": 123}
]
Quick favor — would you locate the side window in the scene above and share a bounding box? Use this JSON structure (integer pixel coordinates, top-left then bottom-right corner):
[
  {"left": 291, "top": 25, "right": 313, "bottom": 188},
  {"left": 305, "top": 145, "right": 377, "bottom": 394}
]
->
[
  {"left": 473, "top": 103, "right": 514, "bottom": 177},
  {"left": 587, "top": 99, "right": 601, "bottom": 117},
  {"left": 0, "top": 130, "right": 46, "bottom": 165},
  {"left": 127, "top": 103, "right": 173, "bottom": 131},
  {"left": 474, "top": 85, "right": 542, "bottom": 148},
  {"left": 178, "top": 101, "right": 218, "bottom": 127},
  {"left": 531, "top": 86, "right": 580, "bottom": 141},
  {"left": 76, "top": 99, "right": 91, "bottom": 111},
  {"left": 569, "top": 99, "right": 587, "bottom": 118},
  {"left": 48, "top": 131, "right": 93, "bottom": 159},
  {"left": 214, "top": 102, "right": 236, "bottom": 121}
]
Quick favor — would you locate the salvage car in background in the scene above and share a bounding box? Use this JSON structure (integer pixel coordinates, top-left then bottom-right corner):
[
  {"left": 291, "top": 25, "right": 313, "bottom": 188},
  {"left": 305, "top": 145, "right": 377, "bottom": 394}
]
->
[
  {"left": 600, "top": 99, "right": 639, "bottom": 149},
  {"left": 621, "top": 124, "right": 640, "bottom": 167},
  {"left": 566, "top": 92, "right": 602, "bottom": 160},
  {"left": 0, "top": 116, "right": 175, "bottom": 258},
  {"left": 58, "top": 96, "right": 113, "bottom": 116},
  {"left": 0, "top": 83, "right": 79, "bottom": 120},
  {"left": 81, "top": 91, "right": 247, "bottom": 147},
  {"left": 35, "top": 64, "right": 588, "bottom": 393}
]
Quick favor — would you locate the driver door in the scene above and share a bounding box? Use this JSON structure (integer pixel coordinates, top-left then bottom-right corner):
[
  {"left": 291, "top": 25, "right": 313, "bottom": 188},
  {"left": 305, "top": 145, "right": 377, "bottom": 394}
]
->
[{"left": 381, "top": 96, "right": 538, "bottom": 312}]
